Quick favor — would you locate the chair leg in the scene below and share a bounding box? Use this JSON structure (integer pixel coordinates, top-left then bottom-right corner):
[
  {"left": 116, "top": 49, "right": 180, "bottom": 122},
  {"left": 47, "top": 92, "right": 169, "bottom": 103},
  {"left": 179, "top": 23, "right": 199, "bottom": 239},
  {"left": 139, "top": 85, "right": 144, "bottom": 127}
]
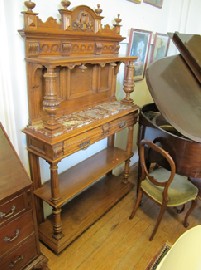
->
[
  {"left": 183, "top": 199, "right": 197, "bottom": 227},
  {"left": 149, "top": 204, "right": 167, "bottom": 241},
  {"left": 176, "top": 204, "right": 185, "bottom": 214},
  {"left": 129, "top": 188, "right": 143, "bottom": 220}
]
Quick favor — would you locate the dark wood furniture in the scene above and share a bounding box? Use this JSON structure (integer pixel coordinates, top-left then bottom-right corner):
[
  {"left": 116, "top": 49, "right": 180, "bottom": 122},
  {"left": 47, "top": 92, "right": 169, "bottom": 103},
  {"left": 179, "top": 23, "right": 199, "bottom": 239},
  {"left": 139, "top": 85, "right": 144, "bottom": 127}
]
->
[
  {"left": 19, "top": 1, "right": 138, "bottom": 254},
  {"left": 0, "top": 123, "right": 48, "bottom": 269},
  {"left": 138, "top": 103, "right": 201, "bottom": 179}
]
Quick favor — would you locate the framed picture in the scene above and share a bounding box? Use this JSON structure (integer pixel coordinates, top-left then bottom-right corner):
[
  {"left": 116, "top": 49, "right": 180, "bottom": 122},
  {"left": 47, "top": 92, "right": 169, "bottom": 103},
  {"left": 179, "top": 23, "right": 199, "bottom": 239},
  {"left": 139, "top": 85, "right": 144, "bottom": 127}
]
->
[
  {"left": 127, "top": 28, "right": 152, "bottom": 81},
  {"left": 150, "top": 33, "right": 170, "bottom": 63},
  {"left": 143, "top": 0, "right": 163, "bottom": 9}
]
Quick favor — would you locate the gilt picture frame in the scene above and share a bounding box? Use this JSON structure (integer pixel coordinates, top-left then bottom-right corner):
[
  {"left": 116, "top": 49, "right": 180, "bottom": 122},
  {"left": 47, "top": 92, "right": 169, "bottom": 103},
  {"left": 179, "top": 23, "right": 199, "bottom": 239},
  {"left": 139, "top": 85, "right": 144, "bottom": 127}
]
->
[
  {"left": 150, "top": 33, "right": 170, "bottom": 63},
  {"left": 127, "top": 28, "right": 152, "bottom": 81}
]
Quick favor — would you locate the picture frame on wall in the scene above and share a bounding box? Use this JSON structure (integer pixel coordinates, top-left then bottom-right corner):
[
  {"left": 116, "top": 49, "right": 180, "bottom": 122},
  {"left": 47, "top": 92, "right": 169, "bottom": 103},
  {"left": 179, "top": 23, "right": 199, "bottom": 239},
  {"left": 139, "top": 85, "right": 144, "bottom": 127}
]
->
[
  {"left": 128, "top": 28, "right": 152, "bottom": 81},
  {"left": 150, "top": 33, "right": 170, "bottom": 64},
  {"left": 143, "top": 0, "right": 163, "bottom": 9}
]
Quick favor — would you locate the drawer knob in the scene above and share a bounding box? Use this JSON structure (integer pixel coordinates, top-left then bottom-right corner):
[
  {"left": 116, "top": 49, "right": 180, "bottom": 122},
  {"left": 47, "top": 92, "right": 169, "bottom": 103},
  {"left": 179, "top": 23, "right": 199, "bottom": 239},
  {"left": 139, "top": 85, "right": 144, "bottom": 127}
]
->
[
  {"left": 0, "top": 205, "right": 16, "bottom": 219},
  {"left": 102, "top": 123, "right": 110, "bottom": 134},
  {"left": 9, "top": 255, "right": 24, "bottom": 268},
  {"left": 119, "top": 121, "right": 126, "bottom": 128},
  {"left": 79, "top": 140, "right": 90, "bottom": 149},
  {"left": 4, "top": 229, "right": 20, "bottom": 242}
]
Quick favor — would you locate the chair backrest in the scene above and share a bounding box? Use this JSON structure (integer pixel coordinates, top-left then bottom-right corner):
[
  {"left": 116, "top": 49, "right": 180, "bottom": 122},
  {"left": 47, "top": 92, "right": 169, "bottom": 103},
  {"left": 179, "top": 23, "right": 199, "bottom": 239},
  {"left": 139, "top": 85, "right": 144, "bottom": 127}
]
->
[{"left": 139, "top": 140, "right": 176, "bottom": 189}]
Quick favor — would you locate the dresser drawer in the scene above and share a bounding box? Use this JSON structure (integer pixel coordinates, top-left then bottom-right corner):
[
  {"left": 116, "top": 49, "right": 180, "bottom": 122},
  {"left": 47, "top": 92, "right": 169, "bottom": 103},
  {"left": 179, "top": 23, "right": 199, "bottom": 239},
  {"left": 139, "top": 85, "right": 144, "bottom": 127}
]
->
[
  {"left": 1, "top": 234, "right": 37, "bottom": 270},
  {"left": 0, "top": 190, "right": 32, "bottom": 226},
  {"left": 63, "top": 113, "right": 135, "bottom": 156},
  {"left": 0, "top": 210, "right": 35, "bottom": 255}
]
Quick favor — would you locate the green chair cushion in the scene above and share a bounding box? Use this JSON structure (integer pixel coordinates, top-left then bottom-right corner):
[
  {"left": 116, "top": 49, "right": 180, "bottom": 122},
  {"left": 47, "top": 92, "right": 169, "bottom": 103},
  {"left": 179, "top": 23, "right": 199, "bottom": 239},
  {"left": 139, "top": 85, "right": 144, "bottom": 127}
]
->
[{"left": 141, "top": 167, "right": 198, "bottom": 206}]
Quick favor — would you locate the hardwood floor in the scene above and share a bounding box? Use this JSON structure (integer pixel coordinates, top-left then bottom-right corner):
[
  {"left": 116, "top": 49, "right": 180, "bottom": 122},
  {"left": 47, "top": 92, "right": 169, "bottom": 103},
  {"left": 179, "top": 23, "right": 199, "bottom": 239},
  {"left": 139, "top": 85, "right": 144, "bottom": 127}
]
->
[{"left": 40, "top": 165, "right": 201, "bottom": 270}]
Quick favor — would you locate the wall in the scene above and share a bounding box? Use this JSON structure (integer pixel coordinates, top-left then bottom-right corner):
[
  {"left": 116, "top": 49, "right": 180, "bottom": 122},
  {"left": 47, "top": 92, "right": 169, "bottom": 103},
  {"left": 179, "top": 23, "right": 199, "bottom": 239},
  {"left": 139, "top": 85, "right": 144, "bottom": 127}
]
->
[{"left": 2, "top": 0, "right": 201, "bottom": 179}]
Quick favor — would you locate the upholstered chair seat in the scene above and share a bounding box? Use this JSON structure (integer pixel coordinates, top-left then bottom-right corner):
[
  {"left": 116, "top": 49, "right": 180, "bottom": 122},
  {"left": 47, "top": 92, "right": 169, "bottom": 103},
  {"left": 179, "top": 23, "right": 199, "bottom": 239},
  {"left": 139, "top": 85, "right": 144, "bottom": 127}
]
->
[{"left": 142, "top": 167, "right": 198, "bottom": 206}]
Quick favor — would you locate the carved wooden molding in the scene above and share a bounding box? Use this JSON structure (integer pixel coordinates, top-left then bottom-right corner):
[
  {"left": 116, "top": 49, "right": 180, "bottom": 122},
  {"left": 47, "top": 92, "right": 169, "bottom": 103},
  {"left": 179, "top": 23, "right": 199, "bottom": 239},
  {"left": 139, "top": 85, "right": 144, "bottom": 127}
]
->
[{"left": 19, "top": 2, "right": 124, "bottom": 58}]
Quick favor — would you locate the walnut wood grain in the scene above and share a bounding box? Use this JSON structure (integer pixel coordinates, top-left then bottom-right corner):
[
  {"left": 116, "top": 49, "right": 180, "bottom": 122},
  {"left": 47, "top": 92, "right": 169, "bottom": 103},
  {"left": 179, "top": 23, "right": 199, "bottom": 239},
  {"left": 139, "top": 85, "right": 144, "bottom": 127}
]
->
[
  {"left": 38, "top": 173, "right": 133, "bottom": 254},
  {"left": 19, "top": 2, "right": 138, "bottom": 253}
]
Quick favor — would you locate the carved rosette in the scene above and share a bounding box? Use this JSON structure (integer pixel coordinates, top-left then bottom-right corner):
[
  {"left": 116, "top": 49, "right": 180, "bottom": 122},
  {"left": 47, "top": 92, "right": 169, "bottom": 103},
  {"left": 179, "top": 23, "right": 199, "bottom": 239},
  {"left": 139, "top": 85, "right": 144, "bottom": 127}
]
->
[
  {"left": 95, "top": 43, "right": 103, "bottom": 55},
  {"left": 62, "top": 42, "right": 72, "bottom": 55},
  {"left": 72, "top": 10, "right": 94, "bottom": 31}
]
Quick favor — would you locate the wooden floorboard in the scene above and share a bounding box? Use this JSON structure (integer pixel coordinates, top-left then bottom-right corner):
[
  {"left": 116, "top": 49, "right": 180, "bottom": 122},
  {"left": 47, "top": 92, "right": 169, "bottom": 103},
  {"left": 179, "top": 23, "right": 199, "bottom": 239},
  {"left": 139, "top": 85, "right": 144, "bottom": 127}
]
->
[{"left": 40, "top": 165, "right": 201, "bottom": 269}]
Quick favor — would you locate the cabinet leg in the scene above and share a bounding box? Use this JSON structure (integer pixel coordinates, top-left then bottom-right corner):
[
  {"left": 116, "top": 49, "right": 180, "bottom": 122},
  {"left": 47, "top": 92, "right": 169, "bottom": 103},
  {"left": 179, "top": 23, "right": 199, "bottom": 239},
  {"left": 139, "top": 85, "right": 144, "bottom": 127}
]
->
[
  {"left": 49, "top": 162, "right": 63, "bottom": 240},
  {"left": 123, "top": 159, "right": 130, "bottom": 183},
  {"left": 106, "top": 135, "right": 115, "bottom": 176},
  {"left": 28, "top": 152, "right": 44, "bottom": 224},
  {"left": 52, "top": 206, "right": 63, "bottom": 240},
  {"left": 123, "top": 126, "right": 134, "bottom": 183},
  {"left": 50, "top": 162, "right": 61, "bottom": 203}
]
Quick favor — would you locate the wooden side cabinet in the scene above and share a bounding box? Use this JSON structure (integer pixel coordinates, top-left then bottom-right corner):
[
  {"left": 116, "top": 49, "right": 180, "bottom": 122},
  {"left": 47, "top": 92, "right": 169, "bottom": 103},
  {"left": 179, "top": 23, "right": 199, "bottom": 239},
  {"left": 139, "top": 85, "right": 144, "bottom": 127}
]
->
[
  {"left": 19, "top": 1, "right": 138, "bottom": 254},
  {"left": 0, "top": 123, "right": 48, "bottom": 269}
]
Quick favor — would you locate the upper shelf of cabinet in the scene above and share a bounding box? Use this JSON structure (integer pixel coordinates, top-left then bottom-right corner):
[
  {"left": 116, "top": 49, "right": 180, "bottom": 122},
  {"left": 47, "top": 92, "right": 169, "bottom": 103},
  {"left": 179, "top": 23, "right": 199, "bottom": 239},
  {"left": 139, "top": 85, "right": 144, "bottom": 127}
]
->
[{"left": 19, "top": 1, "right": 129, "bottom": 58}]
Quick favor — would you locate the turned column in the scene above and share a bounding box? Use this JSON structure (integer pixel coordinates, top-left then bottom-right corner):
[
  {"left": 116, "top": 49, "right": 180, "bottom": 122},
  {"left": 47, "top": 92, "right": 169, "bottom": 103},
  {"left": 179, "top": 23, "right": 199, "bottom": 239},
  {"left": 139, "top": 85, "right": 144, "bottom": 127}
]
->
[
  {"left": 123, "top": 126, "right": 134, "bottom": 183},
  {"left": 43, "top": 66, "right": 62, "bottom": 133},
  {"left": 122, "top": 61, "right": 135, "bottom": 104},
  {"left": 49, "top": 162, "right": 63, "bottom": 240},
  {"left": 28, "top": 151, "right": 44, "bottom": 224}
]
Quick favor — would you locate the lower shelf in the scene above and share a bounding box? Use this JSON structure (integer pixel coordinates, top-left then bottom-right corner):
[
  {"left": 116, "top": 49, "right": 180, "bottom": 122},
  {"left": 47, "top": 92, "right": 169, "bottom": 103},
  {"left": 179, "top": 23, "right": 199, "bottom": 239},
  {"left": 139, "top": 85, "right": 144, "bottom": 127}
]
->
[{"left": 38, "top": 173, "right": 134, "bottom": 254}]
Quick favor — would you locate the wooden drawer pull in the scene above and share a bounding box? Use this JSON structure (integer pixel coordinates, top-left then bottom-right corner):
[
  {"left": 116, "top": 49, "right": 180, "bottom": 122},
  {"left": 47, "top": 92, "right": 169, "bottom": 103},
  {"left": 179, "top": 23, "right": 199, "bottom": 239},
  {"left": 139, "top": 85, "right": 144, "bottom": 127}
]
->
[
  {"left": 4, "top": 229, "right": 20, "bottom": 242},
  {"left": 0, "top": 205, "right": 16, "bottom": 219},
  {"left": 119, "top": 121, "right": 126, "bottom": 128},
  {"left": 102, "top": 123, "right": 110, "bottom": 134},
  {"left": 79, "top": 140, "right": 90, "bottom": 149},
  {"left": 9, "top": 255, "right": 24, "bottom": 268}
]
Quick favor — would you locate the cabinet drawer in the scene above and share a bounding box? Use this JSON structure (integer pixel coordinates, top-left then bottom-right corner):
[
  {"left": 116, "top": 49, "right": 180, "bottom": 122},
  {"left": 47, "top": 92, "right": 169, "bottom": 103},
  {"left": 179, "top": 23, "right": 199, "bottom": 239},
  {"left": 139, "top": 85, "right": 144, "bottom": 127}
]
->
[
  {"left": 0, "top": 190, "right": 32, "bottom": 226},
  {"left": 64, "top": 125, "right": 101, "bottom": 155},
  {"left": 0, "top": 210, "right": 35, "bottom": 255},
  {"left": 1, "top": 234, "right": 37, "bottom": 270},
  {"left": 63, "top": 114, "right": 135, "bottom": 156}
]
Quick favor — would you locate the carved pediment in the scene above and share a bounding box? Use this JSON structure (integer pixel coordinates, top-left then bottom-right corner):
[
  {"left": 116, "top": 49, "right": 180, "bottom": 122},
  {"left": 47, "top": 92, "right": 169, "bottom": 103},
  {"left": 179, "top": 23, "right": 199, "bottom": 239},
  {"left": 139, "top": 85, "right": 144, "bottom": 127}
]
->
[
  {"left": 37, "top": 17, "right": 61, "bottom": 29},
  {"left": 72, "top": 10, "right": 94, "bottom": 32}
]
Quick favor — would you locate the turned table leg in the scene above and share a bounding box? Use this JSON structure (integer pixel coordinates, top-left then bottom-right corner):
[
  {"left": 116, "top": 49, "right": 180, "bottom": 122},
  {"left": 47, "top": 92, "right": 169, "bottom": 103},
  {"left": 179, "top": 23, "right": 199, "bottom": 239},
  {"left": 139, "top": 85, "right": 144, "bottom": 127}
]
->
[
  {"left": 123, "top": 126, "right": 134, "bottom": 183},
  {"left": 49, "top": 162, "right": 63, "bottom": 240},
  {"left": 106, "top": 135, "right": 115, "bottom": 176},
  {"left": 28, "top": 152, "right": 44, "bottom": 224}
]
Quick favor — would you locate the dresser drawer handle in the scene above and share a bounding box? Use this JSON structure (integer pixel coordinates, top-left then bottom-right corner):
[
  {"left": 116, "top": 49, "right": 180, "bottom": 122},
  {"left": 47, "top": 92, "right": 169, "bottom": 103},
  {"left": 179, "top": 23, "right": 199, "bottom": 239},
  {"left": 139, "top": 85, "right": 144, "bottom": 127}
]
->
[
  {"left": 102, "top": 123, "right": 110, "bottom": 134},
  {"left": 119, "top": 121, "right": 126, "bottom": 128},
  {"left": 0, "top": 205, "right": 16, "bottom": 219},
  {"left": 9, "top": 255, "right": 24, "bottom": 268},
  {"left": 4, "top": 229, "right": 20, "bottom": 242},
  {"left": 79, "top": 140, "right": 90, "bottom": 149}
]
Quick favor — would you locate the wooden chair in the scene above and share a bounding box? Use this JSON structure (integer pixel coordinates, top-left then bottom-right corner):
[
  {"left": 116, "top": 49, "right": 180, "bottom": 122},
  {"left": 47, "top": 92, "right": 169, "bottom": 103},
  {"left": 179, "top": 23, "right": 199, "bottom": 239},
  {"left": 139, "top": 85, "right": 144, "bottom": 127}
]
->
[{"left": 129, "top": 140, "right": 198, "bottom": 240}]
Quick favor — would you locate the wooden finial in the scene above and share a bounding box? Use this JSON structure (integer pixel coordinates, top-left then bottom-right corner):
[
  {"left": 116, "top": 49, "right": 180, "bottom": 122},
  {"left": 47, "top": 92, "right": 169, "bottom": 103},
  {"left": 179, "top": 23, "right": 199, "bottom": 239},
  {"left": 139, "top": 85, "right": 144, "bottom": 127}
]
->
[
  {"left": 95, "top": 4, "right": 102, "bottom": 16},
  {"left": 24, "top": 0, "right": 36, "bottom": 12},
  {"left": 61, "top": 0, "right": 71, "bottom": 10},
  {"left": 114, "top": 14, "right": 121, "bottom": 25}
]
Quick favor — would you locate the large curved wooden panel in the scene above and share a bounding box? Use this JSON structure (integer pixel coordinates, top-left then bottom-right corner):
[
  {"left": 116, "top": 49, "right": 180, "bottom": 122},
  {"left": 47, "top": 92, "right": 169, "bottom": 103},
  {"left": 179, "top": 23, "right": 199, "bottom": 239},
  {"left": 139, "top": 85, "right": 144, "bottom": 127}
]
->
[{"left": 146, "top": 55, "right": 201, "bottom": 142}]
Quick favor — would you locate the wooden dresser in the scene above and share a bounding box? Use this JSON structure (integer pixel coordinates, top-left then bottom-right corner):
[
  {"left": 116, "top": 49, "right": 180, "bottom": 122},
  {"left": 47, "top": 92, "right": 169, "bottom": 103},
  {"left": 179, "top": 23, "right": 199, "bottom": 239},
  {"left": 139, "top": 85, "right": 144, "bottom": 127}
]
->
[
  {"left": 19, "top": 1, "right": 138, "bottom": 254},
  {"left": 0, "top": 123, "right": 48, "bottom": 269}
]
